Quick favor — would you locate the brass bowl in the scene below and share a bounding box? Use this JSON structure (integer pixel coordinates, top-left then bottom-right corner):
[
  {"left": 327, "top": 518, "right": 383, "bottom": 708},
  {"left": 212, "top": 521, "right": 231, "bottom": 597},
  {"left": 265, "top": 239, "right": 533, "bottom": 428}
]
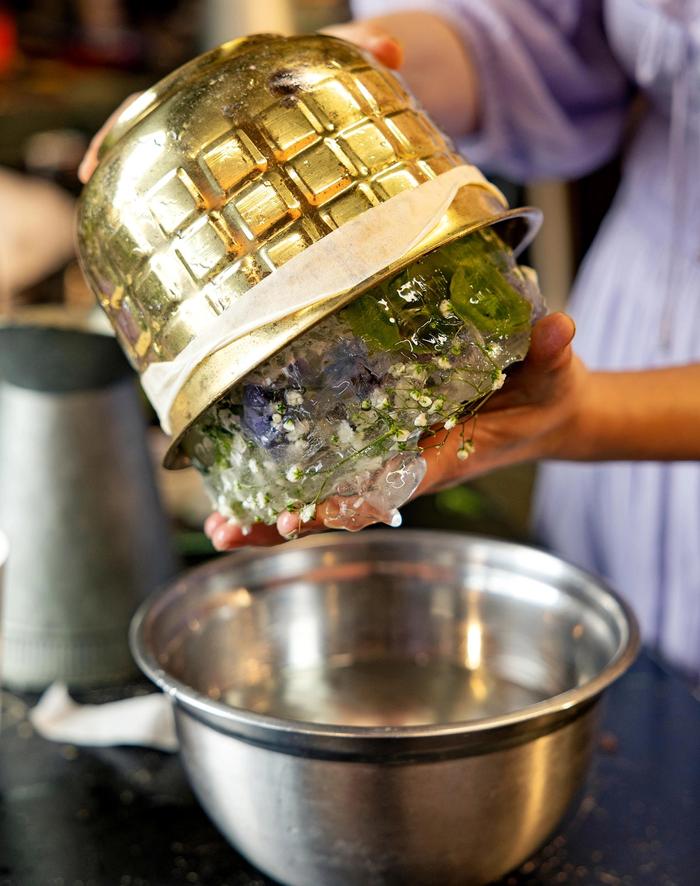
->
[{"left": 77, "top": 34, "right": 541, "bottom": 467}]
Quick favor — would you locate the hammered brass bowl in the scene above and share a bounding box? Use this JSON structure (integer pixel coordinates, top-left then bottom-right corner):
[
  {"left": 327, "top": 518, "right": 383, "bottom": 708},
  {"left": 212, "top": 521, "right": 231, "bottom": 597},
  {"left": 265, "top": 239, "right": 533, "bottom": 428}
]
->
[{"left": 77, "top": 34, "right": 541, "bottom": 466}]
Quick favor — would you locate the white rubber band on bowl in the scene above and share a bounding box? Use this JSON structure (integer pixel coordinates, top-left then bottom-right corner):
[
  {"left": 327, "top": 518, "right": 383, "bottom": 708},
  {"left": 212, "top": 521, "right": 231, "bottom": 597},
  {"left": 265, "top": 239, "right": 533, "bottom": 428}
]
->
[{"left": 141, "top": 165, "right": 504, "bottom": 434}]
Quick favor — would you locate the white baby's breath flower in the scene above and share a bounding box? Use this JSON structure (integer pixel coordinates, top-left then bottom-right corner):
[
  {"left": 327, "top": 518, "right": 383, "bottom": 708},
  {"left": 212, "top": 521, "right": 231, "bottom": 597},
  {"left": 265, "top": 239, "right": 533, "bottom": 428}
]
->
[
  {"left": 457, "top": 441, "right": 475, "bottom": 460},
  {"left": 409, "top": 389, "right": 422, "bottom": 402},
  {"left": 394, "top": 429, "right": 411, "bottom": 442},
  {"left": 444, "top": 416, "right": 457, "bottom": 430},
  {"left": 300, "top": 503, "right": 316, "bottom": 523},
  {"left": 248, "top": 458, "right": 259, "bottom": 474},
  {"left": 491, "top": 370, "right": 506, "bottom": 390},
  {"left": 271, "top": 413, "right": 282, "bottom": 426},
  {"left": 285, "top": 390, "right": 304, "bottom": 406},
  {"left": 337, "top": 420, "right": 355, "bottom": 444},
  {"left": 439, "top": 299, "right": 455, "bottom": 318},
  {"left": 418, "top": 394, "right": 433, "bottom": 409},
  {"left": 283, "top": 418, "right": 295, "bottom": 432},
  {"left": 370, "top": 389, "right": 389, "bottom": 410},
  {"left": 389, "top": 363, "right": 406, "bottom": 377},
  {"left": 219, "top": 470, "right": 237, "bottom": 493},
  {"left": 432, "top": 397, "right": 445, "bottom": 412},
  {"left": 286, "top": 465, "right": 303, "bottom": 482},
  {"left": 217, "top": 500, "right": 234, "bottom": 519},
  {"left": 414, "top": 414, "right": 428, "bottom": 427},
  {"left": 437, "top": 356, "right": 452, "bottom": 370}
]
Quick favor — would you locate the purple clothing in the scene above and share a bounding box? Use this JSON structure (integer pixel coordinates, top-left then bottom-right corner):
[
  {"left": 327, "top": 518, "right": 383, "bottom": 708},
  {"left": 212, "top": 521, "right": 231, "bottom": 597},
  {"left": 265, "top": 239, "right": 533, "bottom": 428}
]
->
[{"left": 353, "top": 0, "right": 700, "bottom": 674}]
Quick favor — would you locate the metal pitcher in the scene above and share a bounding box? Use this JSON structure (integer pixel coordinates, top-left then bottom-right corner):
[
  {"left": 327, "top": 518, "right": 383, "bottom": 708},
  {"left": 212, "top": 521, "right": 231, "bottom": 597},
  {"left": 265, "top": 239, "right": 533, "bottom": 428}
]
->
[{"left": 0, "top": 316, "right": 176, "bottom": 689}]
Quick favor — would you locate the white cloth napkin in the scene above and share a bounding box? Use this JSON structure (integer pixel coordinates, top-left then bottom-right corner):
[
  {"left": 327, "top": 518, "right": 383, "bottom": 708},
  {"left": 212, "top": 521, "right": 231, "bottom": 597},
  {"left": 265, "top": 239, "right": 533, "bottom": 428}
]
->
[{"left": 30, "top": 683, "right": 178, "bottom": 752}]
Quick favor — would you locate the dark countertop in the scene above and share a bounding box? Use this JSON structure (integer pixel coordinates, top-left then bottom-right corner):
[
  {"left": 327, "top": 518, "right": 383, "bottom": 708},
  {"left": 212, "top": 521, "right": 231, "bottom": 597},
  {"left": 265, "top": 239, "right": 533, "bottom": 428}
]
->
[{"left": 1, "top": 651, "right": 698, "bottom": 886}]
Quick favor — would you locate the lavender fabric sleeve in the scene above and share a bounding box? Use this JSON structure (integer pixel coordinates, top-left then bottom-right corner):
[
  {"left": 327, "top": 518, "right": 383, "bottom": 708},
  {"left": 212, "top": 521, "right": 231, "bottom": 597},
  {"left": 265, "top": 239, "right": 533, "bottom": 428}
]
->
[{"left": 350, "top": 0, "right": 632, "bottom": 181}]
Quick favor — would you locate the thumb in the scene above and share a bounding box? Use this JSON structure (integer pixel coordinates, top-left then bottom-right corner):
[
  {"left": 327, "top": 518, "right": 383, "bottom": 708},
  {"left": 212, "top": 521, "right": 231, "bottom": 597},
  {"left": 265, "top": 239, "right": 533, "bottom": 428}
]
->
[
  {"left": 322, "top": 24, "right": 403, "bottom": 69},
  {"left": 364, "top": 34, "right": 403, "bottom": 69},
  {"left": 525, "top": 312, "right": 576, "bottom": 372}
]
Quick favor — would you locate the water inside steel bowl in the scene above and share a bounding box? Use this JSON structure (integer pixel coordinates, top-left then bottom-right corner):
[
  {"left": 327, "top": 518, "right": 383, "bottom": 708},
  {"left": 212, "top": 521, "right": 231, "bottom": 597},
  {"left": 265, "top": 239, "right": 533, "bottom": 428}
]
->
[
  {"left": 155, "top": 533, "right": 627, "bottom": 729},
  {"left": 223, "top": 659, "right": 550, "bottom": 727}
]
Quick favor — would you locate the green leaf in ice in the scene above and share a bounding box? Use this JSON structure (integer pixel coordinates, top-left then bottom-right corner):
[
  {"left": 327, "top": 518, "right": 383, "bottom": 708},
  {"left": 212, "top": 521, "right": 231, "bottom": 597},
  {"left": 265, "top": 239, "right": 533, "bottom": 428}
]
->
[
  {"left": 439, "top": 228, "right": 533, "bottom": 338},
  {"left": 448, "top": 260, "right": 532, "bottom": 339},
  {"left": 342, "top": 228, "right": 532, "bottom": 353},
  {"left": 346, "top": 255, "right": 459, "bottom": 355},
  {"left": 341, "top": 289, "right": 403, "bottom": 350}
]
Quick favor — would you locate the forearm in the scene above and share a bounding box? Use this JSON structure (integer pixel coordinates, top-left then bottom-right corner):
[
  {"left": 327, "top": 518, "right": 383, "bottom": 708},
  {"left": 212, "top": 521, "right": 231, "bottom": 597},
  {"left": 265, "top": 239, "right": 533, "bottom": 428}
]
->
[{"left": 561, "top": 366, "right": 700, "bottom": 461}]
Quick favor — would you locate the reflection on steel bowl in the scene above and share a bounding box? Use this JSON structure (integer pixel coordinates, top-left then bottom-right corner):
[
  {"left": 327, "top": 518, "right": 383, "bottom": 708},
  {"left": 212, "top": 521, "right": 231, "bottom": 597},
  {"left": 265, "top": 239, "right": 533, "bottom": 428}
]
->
[{"left": 131, "top": 530, "right": 639, "bottom": 886}]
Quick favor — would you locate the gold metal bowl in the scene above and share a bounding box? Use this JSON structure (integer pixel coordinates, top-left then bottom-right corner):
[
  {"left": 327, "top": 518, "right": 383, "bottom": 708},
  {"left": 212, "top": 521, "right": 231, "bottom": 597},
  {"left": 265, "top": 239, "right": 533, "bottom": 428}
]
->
[{"left": 77, "top": 34, "right": 541, "bottom": 467}]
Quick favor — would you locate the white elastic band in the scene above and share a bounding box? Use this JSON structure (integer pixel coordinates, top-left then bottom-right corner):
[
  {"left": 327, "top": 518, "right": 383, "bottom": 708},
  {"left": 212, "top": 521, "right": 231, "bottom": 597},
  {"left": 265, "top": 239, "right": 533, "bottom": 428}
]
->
[{"left": 141, "top": 165, "right": 504, "bottom": 433}]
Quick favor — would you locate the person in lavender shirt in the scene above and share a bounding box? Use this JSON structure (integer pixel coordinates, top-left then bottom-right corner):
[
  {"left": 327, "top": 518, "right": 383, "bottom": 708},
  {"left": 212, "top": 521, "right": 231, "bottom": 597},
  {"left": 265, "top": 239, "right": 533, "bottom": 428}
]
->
[
  {"left": 319, "top": 0, "right": 700, "bottom": 678},
  {"left": 80, "top": 2, "right": 700, "bottom": 676}
]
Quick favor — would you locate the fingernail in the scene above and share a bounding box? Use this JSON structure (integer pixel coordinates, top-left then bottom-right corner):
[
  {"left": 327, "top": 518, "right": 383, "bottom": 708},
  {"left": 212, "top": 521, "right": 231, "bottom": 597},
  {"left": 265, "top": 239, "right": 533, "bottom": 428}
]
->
[
  {"left": 389, "top": 509, "right": 402, "bottom": 528},
  {"left": 212, "top": 526, "right": 232, "bottom": 550}
]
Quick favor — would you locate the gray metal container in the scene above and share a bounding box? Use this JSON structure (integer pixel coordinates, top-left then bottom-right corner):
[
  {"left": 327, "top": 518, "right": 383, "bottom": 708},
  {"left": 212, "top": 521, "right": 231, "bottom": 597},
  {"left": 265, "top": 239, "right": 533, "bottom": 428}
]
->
[
  {"left": 0, "top": 323, "right": 176, "bottom": 689},
  {"left": 132, "top": 530, "right": 639, "bottom": 886}
]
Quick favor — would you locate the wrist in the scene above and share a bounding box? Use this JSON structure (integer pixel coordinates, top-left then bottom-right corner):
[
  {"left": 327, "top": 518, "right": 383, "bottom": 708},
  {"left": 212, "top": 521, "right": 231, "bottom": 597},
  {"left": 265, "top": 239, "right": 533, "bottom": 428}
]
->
[
  {"left": 540, "top": 362, "right": 601, "bottom": 461},
  {"left": 543, "top": 367, "right": 700, "bottom": 462}
]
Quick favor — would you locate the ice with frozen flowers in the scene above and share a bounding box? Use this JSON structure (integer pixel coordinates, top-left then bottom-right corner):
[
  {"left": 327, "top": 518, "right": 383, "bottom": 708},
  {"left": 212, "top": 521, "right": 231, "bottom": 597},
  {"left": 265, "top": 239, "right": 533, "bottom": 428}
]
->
[{"left": 183, "top": 228, "right": 545, "bottom": 530}]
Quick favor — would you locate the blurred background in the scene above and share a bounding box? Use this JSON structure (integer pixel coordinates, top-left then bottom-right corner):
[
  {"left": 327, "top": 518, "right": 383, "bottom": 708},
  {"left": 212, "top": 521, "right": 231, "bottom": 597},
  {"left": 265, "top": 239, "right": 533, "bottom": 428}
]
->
[{"left": 0, "top": 0, "right": 621, "bottom": 557}]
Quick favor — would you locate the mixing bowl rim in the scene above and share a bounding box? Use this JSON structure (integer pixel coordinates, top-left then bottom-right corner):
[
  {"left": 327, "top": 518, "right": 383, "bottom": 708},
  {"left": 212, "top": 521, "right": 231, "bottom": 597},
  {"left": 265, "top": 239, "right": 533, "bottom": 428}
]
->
[{"left": 130, "top": 530, "right": 640, "bottom": 743}]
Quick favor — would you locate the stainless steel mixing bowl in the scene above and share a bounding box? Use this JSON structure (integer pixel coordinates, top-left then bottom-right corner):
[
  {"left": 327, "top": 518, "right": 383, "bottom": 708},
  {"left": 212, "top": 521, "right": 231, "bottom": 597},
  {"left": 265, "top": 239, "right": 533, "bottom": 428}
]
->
[{"left": 131, "top": 530, "right": 639, "bottom": 886}]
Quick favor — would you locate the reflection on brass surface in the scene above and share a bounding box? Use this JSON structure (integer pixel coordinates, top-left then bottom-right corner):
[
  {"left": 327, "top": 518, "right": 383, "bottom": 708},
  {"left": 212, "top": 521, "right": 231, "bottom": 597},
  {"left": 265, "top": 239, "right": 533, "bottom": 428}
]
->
[{"left": 77, "top": 35, "right": 541, "bottom": 466}]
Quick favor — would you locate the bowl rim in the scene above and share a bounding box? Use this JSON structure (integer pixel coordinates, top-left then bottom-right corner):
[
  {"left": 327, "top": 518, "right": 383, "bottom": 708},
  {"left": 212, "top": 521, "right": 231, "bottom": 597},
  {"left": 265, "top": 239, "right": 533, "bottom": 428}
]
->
[{"left": 130, "top": 530, "right": 640, "bottom": 745}]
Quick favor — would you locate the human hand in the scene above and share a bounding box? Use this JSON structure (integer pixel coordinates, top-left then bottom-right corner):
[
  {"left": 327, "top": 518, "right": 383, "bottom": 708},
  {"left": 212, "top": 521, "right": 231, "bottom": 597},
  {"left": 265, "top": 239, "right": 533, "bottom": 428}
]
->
[
  {"left": 322, "top": 21, "right": 403, "bottom": 69},
  {"left": 206, "top": 313, "right": 586, "bottom": 550}
]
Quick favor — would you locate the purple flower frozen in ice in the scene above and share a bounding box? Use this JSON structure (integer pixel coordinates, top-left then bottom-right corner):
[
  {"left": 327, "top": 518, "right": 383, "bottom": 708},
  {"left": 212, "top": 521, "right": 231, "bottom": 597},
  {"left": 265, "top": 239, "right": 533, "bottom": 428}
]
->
[{"left": 242, "top": 384, "right": 284, "bottom": 446}]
